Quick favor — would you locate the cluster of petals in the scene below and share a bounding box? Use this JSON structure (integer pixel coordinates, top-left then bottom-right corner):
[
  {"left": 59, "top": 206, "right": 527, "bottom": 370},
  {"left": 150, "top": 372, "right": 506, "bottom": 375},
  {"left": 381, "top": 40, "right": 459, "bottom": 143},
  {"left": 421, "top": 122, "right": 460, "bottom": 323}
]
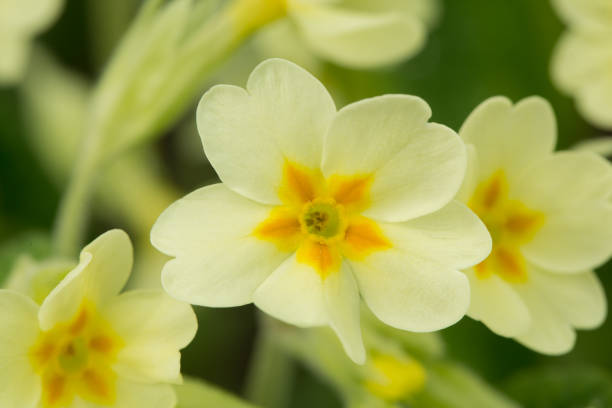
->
[
  {"left": 0, "top": 230, "right": 197, "bottom": 408},
  {"left": 551, "top": 0, "right": 612, "bottom": 128},
  {"left": 151, "top": 58, "right": 492, "bottom": 364},
  {"left": 457, "top": 96, "right": 612, "bottom": 353},
  {"left": 255, "top": 0, "right": 439, "bottom": 68}
]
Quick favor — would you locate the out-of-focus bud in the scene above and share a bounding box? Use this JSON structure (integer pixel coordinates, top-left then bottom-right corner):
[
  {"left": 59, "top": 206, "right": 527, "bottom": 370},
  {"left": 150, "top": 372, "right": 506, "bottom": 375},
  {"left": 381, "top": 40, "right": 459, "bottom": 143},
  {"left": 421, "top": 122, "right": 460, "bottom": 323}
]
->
[
  {"left": 90, "top": 0, "right": 286, "bottom": 159},
  {"left": 272, "top": 307, "right": 519, "bottom": 408}
]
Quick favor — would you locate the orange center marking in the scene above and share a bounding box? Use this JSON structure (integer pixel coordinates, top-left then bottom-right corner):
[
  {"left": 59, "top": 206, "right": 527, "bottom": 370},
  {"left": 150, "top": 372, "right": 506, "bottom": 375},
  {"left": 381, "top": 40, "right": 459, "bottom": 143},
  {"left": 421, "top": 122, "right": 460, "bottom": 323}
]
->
[
  {"left": 469, "top": 170, "right": 545, "bottom": 283},
  {"left": 30, "top": 300, "right": 123, "bottom": 408},
  {"left": 253, "top": 161, "right": 391, "bottom": 278}
]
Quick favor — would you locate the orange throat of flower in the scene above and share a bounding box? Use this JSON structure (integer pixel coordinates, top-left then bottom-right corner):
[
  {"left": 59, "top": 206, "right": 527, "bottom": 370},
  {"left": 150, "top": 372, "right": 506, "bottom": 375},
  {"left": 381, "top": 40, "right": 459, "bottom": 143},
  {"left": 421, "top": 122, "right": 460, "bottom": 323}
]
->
[
  {"left": 253, "top": 161, "right": 392, "bottom": 278},
  {"left": 30, "top": 300, "right": 123, "bottom": 408},
  {"left": 469, "top": 170, "right": 545, "bottom": 283}
]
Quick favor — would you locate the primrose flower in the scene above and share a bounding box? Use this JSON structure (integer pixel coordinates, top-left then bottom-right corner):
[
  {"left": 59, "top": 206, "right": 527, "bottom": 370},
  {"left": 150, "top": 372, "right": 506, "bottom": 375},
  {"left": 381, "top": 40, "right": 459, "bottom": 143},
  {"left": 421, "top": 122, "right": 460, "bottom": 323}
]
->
[
  {"left": 457, "top": 96, "right": 612, "bottom": 354},
  {"left": 0, "top": 0, "right": 63, "bottom": 84},
  {"left": 0, "top": 230, "right": 197, "bottom": 408},
  {"left": 151, "top": 58, "right": 491, "bottom": 364},
  {"left": 249, "top": 0, "right": 440, "bottom": 69},
  {"left": 551, "top": 0, "right": 612, "bottom": 128}
]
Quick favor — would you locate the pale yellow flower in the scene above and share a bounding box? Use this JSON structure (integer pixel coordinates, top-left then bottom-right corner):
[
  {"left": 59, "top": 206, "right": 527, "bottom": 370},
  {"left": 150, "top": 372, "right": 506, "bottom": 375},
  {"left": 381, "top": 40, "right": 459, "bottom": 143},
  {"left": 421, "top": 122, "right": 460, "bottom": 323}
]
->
[
  {"left": 251, "top": 0, "right": 440, "bottom": 70},
  {"left": 457, "top": 96, "right": 611, "bottom": 354},
  {"left": 0, "top": 230, "right": 197, "bottom": 408},
  {"left": 151, "top": 58, "right": 491, "bottom": 364},
  {"left": 551, "top": 0, "right": 612, "bottom": 128}
]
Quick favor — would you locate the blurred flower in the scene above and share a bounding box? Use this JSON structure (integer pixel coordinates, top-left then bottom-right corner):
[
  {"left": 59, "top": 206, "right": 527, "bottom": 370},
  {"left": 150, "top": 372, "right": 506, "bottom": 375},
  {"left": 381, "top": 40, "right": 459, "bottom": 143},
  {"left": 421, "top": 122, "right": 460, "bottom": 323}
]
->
[
  {"left": 253, "top": 0, "right": 441, "bottom": 70},
  {"left": 457, "top": 96, "right": 612, "bottom": 354},
  {"left": 272, "top": 310, "right": 518, "bottom": 408},
  {"left": 0, "top": 0, "right": 63, "bottom": 84},
  {"left": 551, "top": 0, "right": 612, "bottom": 128},
  {"left": 0, "top": 230, "right": 197, "bottom": 408},
  {"left": 151, "top": 58, "right": 490, "bottom": 364}
]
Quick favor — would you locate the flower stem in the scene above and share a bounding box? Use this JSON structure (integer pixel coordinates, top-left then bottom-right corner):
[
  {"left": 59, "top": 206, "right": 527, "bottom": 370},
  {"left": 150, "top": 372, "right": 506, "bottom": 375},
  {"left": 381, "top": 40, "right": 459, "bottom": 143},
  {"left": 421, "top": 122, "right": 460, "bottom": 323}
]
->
[
  {"left": 245, "top": 318, "right": 295, "bottom": 408},
  {"left": 52, "top": 128, "right": 103, "bottom": 257}
]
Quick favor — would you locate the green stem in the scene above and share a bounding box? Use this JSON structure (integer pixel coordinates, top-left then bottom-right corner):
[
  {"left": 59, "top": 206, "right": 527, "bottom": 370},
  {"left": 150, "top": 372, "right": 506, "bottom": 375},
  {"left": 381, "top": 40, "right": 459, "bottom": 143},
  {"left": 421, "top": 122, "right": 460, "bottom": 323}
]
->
[
  {"left": 52, "top": 128, "right": 104, "bottom": 257},
  {"left": 245, "top": 320, "right": 295, "bottom": 408}
]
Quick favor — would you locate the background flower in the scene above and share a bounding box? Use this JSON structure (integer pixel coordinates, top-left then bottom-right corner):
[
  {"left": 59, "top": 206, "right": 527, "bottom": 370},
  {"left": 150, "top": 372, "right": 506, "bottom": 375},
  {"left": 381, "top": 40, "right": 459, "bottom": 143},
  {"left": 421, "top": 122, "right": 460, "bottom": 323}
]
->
[
  {"left": 257, "top": 0, "right": 440, "bottom": 69},
  {"left": 457, "top": 96, "right": 612, "bottom": 354},
  {"left": 0, "top": 230, "right": 197, "bottom": 408},
  {"left": 551, "top": 0, "right": 612, "bottom": 129}
]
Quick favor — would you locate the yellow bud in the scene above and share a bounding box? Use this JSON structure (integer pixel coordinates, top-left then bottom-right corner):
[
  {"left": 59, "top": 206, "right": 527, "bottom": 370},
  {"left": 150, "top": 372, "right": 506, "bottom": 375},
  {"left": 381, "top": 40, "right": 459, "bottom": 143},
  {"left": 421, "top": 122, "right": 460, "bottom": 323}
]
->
[{"left": 365, "top": 354, "right": 427, "bottom": 402}]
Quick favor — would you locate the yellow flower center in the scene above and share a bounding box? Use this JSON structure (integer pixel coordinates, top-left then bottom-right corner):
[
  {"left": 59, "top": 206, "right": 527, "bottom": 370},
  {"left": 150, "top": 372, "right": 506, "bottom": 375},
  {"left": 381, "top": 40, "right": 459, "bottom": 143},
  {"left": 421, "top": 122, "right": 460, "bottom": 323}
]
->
[
  {"left": 253, "top": 161, "right": 391, "bottom": 278},
  {"left": 365, "top": 354, "right": 427, "bottom": 402},
  {"left": 300, "top": 198, "right": 346, "bottom": 241},
  {"left": 469, "top": 170, "right": 545, "bottom": 283},
  {"left": 29, "top": 300, "right": 123, "bottom": 408}
]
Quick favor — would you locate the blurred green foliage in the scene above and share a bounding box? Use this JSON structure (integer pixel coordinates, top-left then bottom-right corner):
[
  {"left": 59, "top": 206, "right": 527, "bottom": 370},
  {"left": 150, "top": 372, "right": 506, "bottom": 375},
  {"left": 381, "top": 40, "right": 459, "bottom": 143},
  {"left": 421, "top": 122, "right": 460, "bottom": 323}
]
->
[{"left": 0, "top": 0, "right": 610, "bottom": 406}]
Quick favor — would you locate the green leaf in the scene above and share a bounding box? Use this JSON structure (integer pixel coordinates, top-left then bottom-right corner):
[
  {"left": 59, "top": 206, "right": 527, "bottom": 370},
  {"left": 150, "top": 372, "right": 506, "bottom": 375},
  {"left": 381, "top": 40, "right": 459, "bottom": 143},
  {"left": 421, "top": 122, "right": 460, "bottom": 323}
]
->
[
  {"left": 175, "top": 376, "right": 259, "bottom": 408},
  {"left": 505, "top": 365, "right": 612, "bottom": 408}
]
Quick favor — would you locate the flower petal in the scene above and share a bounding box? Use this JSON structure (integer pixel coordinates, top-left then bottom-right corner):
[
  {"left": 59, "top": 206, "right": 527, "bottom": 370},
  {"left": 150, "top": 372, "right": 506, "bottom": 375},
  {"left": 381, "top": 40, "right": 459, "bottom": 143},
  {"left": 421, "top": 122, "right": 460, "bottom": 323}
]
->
[
  {"left": 351, "top": 251, "right": 470, "bottom": 332},
  {"left": 0, "top": 290, "right": 41, "bottom": 408},
  {"left": 551, "top": 31, "right": 612, "bottom": 96},
  {"left": 112, "top": 381, "right": 176, "bottom": 408},
  {"left": 517, "top": 151, "right": 612, "bottom": 272},
  {"left": 341, "top": 0, "right": 440, "bottom": 27},
  {"left": 455, "top": 144, "right": 479, "bottom": 203},
  {"left": 253, "top": 253, "right": 328, "bottom": 327},
  {"left": 530, "top": 268, "right": 606, "bottom": 330},
  {"left": 39, "top": 230, "right": 132, "bottom": 330},
  {"left": 459, "top": 96, "right": 557, "bottom": 186},
  {"left": 380, "top": 200, "right": 491, "bottom": 270},
  {"left": 197, "top": 58, "right": 336, "bottom": 204},
  {"left": 323, "top": 95, "right": 465, "bottom": 222},
  {"left": 464, "top": 270, "right": 531, "bottom": 337},
  {"left": 552, "top": 0, "right": 612, "bottom": 30},
  {"left": 0, "top": 36, "right": 29, "bottom": 84},
  {"left": 550, "top": 24, "right": 612, "bottom": 128},
  {"left": 577, "top": 74, "right": 612, "bottom": 129},
  {"left": 152, "top": 184, "right": 289, "bottom": 307},
  {"left": 324, "top": 263, "right": 365, "bottom": 364},
  {"left": 0, "top": 0, "right": 63, "bottom": 33},
  {"left": 514, "top": 284, "right": 576, "bottom": 355},
  {"left": 104, "top": 290, "right": 197, "bottom": 384},
  {"left": 253, "top": 19, "right": 323, "bottom": 73},
  {"left": 291, "top": 3, "right": 425, "bottom": 68}
]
